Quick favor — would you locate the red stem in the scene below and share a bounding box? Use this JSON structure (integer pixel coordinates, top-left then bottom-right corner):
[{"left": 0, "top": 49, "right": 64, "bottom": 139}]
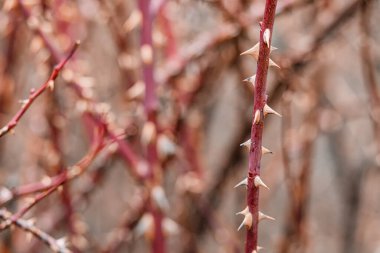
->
[
  {"left": 139, "top": 1, "right": 165, "bottom": 252},
  {"left": 246, "top": 1, "right": 278, "bottom": 252},
  {"left": 0, "top": 42, "right": 79, "bottom": 138}
]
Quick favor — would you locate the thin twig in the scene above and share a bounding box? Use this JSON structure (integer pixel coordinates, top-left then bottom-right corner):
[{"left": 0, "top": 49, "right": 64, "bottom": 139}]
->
[{"left": 0, "top": 42, "right": 79, "bottom": 138}]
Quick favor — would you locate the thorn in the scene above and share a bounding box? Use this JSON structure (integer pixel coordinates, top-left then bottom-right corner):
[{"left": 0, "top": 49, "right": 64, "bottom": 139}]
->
[
  {"left": 240, "top": 139, "right": 251, "bottom": 149},
  {"left": 141, "top": 44, "right": 153, "bottom": 65},
  {"left": 269, "top": 58, "right": 280, "bottom": 68},
  {"left": 240, "top": 140, "right": 271, "bottom": 155},
  {"left": 257, "top": 246, "right": 264, "bottom": 252},
  {"left": 26, "top": 218, "right": 36, "bottom": 226},
  {"left": 262, "top": 146, "right": 273, "bottom": 155},
  {"left": 18, "top": 99, "right": 29, "bottom": 106},
  {"left": 240, "top": 43, "right": 259, "bottom": 58},
  {"left": 234, "top": 178, "right": 248, "bottom": 188},
  {"left": 252, "top": 251, "right": 257, "bottom": 253},
  {"left": 238, "top": 212, "right": 252, "bottom": 231},
  {"left": 263, "top": 29, "right": 270, "bottom": 48},
  {"left": 141, "top": 121, "right": 156, "bottom": 146},
  {"left": 243, "top": 74, "right": 256, "bottom": 86},
  {"left": 162, "top": 217, "right": 180, "bottom": 236},
  {"left": 254, "top": 176, "right": 269, "bottom": 190},
  {"left": 264, "top": 104, "right": 282, "bottom": 117},
  {"left": 254, "top": 110, "right": 261, "bottom": 124},
  {"left": 127, "top": 80, "right": 145, "bottom": 99},
  {"left": 0, "top": 187, "right": 13, "bottom": 204},
  {"left": 41, "top": 176, "right": 53, "bottom": 186},
  {"left": 157, "top": 134, "right": 177, "bottom": 159},
  {"left": 151, "top": 186, "right": 170, "bottom": 211},
  {"left": 241, "top": 42, "right": 277, "bottom": 60},
  {"left": 123, "top": 10, "right": 142, "bottom": 33},
  {"left": 135, "top": 213, "right": 154, "bottom": 238},
  {"left": 47, "top": 80, "right": 55, "bottom": 91},
  {"left": 56, "top": 237, "right": 69, "bottom": 250},
  {"left": 259, "top": 211, "right": 275, "bottom": 221},
  {"left": 236, "top": 206, "right": 249, "bottom": 216}
]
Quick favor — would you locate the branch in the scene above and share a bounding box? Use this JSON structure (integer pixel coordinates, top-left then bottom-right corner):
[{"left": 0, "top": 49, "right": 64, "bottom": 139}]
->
[
  {"left": 238, "top": 1, "right": 279, "bottom": 252},
  {"left": 139, "top": 1, "right": 166, "bottom": 252},
  {"left": 16, "top": 0, "right": 147, "bottom": 182},
  {"left": 0, "top": 127, "right": 105, "bottom": 231},
  {"left": 0, "top": 209, "right": 71, "bottom": 253},
  {"left": 0, "top": 42, "right": 79, "bottom": 138}
]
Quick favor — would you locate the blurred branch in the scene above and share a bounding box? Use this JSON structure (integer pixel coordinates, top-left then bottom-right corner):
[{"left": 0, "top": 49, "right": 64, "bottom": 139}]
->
[
  {"left": 0, "top": 209, "right": 70, "bottom": 253},
  {"left": 158, "top": 0, "right": 314, "bottom": 85},
  {"left": 0, "top": 42, "right": 79, "bottom": 138},
  {"left": 360, "top": 0, "right": 380, "bottom": 153}
]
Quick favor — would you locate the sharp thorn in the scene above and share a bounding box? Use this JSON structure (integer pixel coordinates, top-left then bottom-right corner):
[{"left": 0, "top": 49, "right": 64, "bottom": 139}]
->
[
  {"left": 259, "top": 211, "right": 275, "bottom": 221},
  {"left": 262, "top": 146, "right": 273, "bottom": 155},
  {"left": 264, "top": 104, "right": 282, "bottom": 117},
  {"left": 243, "top": 74, "right": 256, "bottom": 85},
  {"left": 254, "top": 176, "right": 269, "bottom": 190},
  {"left": 238, "top": 212, "right": 252, "bottom": 231},
  {"left": 234, "top": 178, "right": 248, "bottom": 188},
  {"left": 240, "top": 139, "right": 251, "bottom": 148},
  {"left": 241, "top": 42, "right": 259, "bottom": 60},
  {"left": 263, "top": 29, "right": 270, "bottom": 48},
  {"left": 254, "top": 110, "right": 261, "bottom": 124},
  {"left": 236, "top": 206, "right": 249, "bottom": 216},
  {"left": 269, "top": 58, "right": 280, "bottom": 68}
]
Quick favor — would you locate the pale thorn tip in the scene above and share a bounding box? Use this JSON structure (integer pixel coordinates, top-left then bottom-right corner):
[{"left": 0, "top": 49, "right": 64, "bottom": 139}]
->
[
  {"left": 252, "top": 251, "right": 257, "bottom": 253},
  {"left": 240, "top": 139, "right": 251, "bottom": 148},
  {"left": 234, "top": 178, "right": 248, "bottom": 188},
  {"left": 135, "top": 213, "right": 154, "bottom": 237},
  {"left": 47, "top": 80, "right": 55, "bottom": 91},
  {"left": 240, "top": 42, "right": 259, "bottom": 58},
  {"left": 151, "top": 186, "right": 170, "bottom": 211},
  {"left": 243, "top": 74, "right": 256, "bottom": 85},
  {"left": 262, "top": 146, "right": 273, "bottom": 155},
  {"left": 259, "top": 211, "right": 276, "bottom": 221},
  {"left": 236, "top": 206, "right": 249, "bottom": 216},
  {"left": 254, "top": 110, "right": 261, "bottom": 124},
  {"left": 263, "top": 29, "right": 270, "bottom": 48},
  {"left": 264, "top": 104, "right": 282, "bottom": 117},
  {"left": 257, "top": 246, "right": 264, "bottom": 252},
  {"left": 269, "top": 58, "right": 280, "bottom": 68},
  {"left": 254, "top": 176, "right": 269, "bottom": 190},
  {"left": 162, "top": 217, "right": 180, "bottom": 235},
  {"left": 241, "top": 42, "right": 277, "bottom": 60},
  {"left": 238, "top": 212, "right": 252, "bottom": 231}
]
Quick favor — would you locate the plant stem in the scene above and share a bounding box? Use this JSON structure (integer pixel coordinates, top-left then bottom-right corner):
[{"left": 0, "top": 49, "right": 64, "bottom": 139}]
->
[{"left": 246, "top": 1, "right": 278, "bottom": 252}]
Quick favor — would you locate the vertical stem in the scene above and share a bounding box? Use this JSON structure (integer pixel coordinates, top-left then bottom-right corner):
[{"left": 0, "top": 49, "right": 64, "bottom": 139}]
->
[
  {"left": 246, "top": 1, "right": 278, "bottom": 252},
  {"left": 140, "top": 0, "right": 157, "bottom": 120},
  {"left": 139, "top": 1, "right": 165, "bottom": 253}
]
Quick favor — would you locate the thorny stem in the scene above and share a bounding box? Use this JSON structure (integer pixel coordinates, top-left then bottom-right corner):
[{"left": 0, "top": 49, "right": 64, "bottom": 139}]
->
[
  {"left": 139, "top": 1, "right": 165, "bottom": 253},
  {"left": 0, "top": 209, "right": 69, "bottom": 253},
  {"left": 0, "top": 42, "right": 79, "bottom": 138},
  {"left": 246, "top": 1, "right": 278, "bottom": 253}
]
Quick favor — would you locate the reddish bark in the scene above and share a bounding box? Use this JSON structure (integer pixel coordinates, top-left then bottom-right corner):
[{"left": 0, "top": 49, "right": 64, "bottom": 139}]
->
[{"left": 246, "top": 1, "right": 278, "bottom": 252}]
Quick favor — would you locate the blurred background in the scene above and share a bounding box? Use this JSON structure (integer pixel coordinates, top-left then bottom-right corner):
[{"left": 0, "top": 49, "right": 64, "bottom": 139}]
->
[{"left": 0, "top": 0, "right": 380, "bottom": 252}]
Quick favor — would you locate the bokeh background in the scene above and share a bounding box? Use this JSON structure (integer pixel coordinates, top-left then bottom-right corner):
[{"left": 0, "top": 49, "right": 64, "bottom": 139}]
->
[{"left": 0, "top": 0, "right": 380, "bottom": 252}]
